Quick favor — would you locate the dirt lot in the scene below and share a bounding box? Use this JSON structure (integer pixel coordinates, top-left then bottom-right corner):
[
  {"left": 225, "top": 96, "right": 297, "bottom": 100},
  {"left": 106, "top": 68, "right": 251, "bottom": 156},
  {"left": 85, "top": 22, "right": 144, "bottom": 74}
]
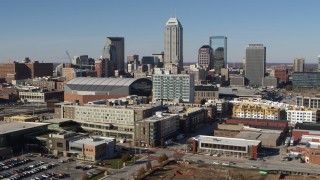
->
[{"left": 145, "top": 162, "right": 320, "bottom": 180}]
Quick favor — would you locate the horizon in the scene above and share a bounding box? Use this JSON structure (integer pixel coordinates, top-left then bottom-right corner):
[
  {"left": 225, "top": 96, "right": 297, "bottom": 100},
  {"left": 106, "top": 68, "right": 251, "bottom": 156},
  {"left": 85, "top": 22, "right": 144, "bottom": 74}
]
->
[{"left": 1, "top": 1, "right": 320, "bottom": 64}]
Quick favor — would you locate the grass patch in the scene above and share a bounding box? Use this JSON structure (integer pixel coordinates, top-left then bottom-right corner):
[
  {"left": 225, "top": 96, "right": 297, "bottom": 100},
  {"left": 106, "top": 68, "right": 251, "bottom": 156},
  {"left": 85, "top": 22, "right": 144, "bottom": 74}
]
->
[
  {"left": 89, "top": 172, "right": 105, "bottom": 180},
  {"left": 96, "top": 154, "right": 141, "bottom": 169}
]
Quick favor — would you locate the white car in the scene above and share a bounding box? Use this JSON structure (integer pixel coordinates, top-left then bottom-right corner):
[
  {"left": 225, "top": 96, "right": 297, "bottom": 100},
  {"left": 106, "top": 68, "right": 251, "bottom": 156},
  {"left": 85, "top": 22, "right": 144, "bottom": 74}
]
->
[
  {"left": 222, "top": 162, "right": 230, "bottom": 166},
  {"left": 212, "top": 161, "right": 220, "bottom": 165}
]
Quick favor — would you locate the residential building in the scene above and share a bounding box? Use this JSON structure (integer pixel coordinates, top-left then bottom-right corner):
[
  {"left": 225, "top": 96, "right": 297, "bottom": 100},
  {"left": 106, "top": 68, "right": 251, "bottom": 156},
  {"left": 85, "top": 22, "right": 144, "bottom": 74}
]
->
[
  {"left": 296, "top": 96, "right": 320, "bottom": 109},
  {"left": 205, "top": 99, "right": 228, "bottom": 115},
  {"left": 245, "top": 44, "right": 266, "bottom": 86},
  {"left": 305, "top": 142, "right": 320, "bottom": 164},
  {"left": 210, "top": 36, "right": 227, "bottom": 74},
  {"left": 61, "top": 68, "right": 76, "bottom": 82},
  {"left": 164, "top": 17, "right": 183, "bottom": 70},
  {"left": 54, "top": 103, "right": 163, "bottom": 140},
  {"left": 152, "top": 74, "right": 194, "bottom": 103},
  {"left": 64, "top": 77, "right": 152, "bottom": 104},
  {"left": 198, "top": 45, "right": 214, "bottom": 69},
  {"left": 102, "top": 37, "right": 125, "bottom": 72},
  {"left": 135, "top": 112, "right": 179, "bottom": 148},
  {"left": 292, "top": 72, "right": 320, "bottom": 88},
  {"left": 187, "top": 135, "right": 261, "bottom": 159},
  {"left": 232, "top": 102, "right": 282, "bottom": 120},
  {"left": 69, "top": 136, "right": 115, "bottom": 161},
  {"left": 293, "top": 58, "right": 305, "bottom": 72},
  {"left": 176, "top": 107, "right": 208, "bottom": 134},
  {"left": 286, "top": 106, "right": 318, "bottom": 125}
]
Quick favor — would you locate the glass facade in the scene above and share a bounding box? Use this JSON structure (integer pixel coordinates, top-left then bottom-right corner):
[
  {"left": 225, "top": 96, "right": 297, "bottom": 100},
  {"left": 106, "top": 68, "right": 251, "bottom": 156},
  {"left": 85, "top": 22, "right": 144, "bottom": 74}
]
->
[
  {"left": 209, "top": 36, "right": 227, "bottom": 73},
  {"left": 292, "top": 72, "right": 320, "bottom": 88}
]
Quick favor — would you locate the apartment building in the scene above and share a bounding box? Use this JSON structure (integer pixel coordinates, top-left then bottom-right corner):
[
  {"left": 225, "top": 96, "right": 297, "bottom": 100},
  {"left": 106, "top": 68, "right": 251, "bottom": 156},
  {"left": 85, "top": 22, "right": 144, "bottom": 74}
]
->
[
  {"left": 135, "top": 112, "right": 179, "bottom": 148},
  {"left": 286, "top": 106, "right": 318, "bottom": 125},
  {"left": 54, "top": 103, "right": 163, "bottom": 140},
  {"left": 232, "top": 102, "right": 283, "bottom": 120},
  {"left": 19, "top": 91, "right": 64, "bottom": 103}
]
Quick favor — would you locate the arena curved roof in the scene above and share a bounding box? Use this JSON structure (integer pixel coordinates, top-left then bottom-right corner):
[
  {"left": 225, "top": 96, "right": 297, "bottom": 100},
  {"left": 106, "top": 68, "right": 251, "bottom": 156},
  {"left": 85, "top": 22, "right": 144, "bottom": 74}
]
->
[{"left": 65, "top": 77, "right": 151, "bottom": 93}]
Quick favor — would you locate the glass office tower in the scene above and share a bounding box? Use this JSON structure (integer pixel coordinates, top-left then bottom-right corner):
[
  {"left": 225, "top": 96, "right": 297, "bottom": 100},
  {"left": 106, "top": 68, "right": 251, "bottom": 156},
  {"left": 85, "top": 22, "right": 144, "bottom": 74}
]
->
[{"left": 209, "top": 36, "right": 227, "bottom": 73}]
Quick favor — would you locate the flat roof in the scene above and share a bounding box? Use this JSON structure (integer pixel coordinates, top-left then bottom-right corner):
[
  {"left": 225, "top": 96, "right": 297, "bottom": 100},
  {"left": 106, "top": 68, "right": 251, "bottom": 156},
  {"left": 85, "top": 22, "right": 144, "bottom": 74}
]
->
[
  {"left": 191, "top": 135, "right": 261, "bottom": 147},
  {"left": 0, "top": 121, "right": 49, "bottom": 135},
  {"left": 258, "top": 133, "right": 281, "bottom": 141},
  {"left": 235, "top": 132, "right": 261, "bottom": 140},
  {"left": 44, "top": 118, "right": 73, "bottom": 124},
  {"left": 140, "top": 114, "right": 178, "bottom": 122},
  {"left": 70, "top": 136, "right": 114, "bottom": 146}
]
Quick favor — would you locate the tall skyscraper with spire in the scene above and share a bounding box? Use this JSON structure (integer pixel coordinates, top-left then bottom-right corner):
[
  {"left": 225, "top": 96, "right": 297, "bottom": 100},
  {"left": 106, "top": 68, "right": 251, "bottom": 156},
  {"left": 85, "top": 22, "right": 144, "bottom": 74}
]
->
[{"left": 164, "top": 17, "right": 183, "bottom": 70}]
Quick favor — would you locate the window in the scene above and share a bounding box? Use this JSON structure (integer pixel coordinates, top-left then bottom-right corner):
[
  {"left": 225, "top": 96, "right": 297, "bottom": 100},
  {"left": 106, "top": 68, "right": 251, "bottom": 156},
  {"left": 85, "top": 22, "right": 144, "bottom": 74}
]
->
[{"left": 57, "top": 142, "right": 63, "bottom": 148}]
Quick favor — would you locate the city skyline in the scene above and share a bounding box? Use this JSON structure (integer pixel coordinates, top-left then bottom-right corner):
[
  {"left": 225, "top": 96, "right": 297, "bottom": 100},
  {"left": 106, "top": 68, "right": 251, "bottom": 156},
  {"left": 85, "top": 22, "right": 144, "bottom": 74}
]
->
[{"left": 1, "top": 0, "right": 320, "bottom": 63}]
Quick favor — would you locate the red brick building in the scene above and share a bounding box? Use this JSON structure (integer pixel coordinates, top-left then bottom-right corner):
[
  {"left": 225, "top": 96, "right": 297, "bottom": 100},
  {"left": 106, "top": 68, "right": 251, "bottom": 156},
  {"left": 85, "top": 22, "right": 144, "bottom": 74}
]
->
[
  {"left": 187, "top": 135, "right": 261, "bottom": 159},
  {"left": 226, "top": 118, "right": 289, "bottom": 131},
  {"left": 274, "top": 67, "right": 288, "bottom": 84}
]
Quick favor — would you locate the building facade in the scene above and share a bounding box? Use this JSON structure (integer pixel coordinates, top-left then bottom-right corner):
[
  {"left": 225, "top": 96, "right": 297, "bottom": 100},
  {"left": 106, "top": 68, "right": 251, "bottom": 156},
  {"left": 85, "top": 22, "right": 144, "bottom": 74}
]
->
[
  {"left": 286, "top": 107, "right": 318, "bottom": 125},
  {"left": 293, "top": 58, "right": 305, "bottom": 72},
  {"left": 187, "top": 135, "right": 261, "bottom": 159},
  {"left": 232, "top": 103, "right": 282, "bottom": 120},
  {"left": 245, "top": 44, "right": 266, "bottom": 86},
  {"left": 69, "top": 136, "right": 115, "bottom": 161},
  {"left": 273, "top": 67, "right": 288, "bottom": 84},
  {"left": 198, "top": 45, "right": 214, "bottom": 70},
  {"left": 102, "top": 37, "right": 125, "bottom": 72},
  {"left": 54, "top": 103, "right": 163, "bottom": 140},
  {"left": 209, "top": 36, "right": 227, "bottom": 74},
  {"left": 292, "top": 72, "right": 320, "bottom": 88},
  {"left": 164, "top": 18, "right": 183, "bottom": 69},
  {"left": 296, "top": 96, "right": 320, "bottom": 109},
  {"left": 19, "top": 91, "right": 64, "bottom": 103},
  {"left": 152, "top": 74, "right": 194, "bottom": 103},
  {"left": 135, "top": 113, "right": 179, "bottom": 148},
  {"left": 194, "top": 85, "right": 219, "bottom": 104}
]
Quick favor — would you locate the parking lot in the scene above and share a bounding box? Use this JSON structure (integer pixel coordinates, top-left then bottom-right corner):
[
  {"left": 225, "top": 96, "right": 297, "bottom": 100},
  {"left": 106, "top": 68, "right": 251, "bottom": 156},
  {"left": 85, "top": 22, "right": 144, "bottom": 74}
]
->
[{"left": 0, "top": 154, "right": 103, "bottom": 179}]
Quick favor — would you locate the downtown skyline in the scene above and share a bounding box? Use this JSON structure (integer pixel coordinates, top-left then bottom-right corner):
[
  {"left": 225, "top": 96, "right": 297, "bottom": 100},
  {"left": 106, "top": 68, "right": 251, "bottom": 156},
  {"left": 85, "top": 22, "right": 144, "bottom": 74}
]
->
[{"left": 1, "top": 0, "right": 320, "bottom": 64}]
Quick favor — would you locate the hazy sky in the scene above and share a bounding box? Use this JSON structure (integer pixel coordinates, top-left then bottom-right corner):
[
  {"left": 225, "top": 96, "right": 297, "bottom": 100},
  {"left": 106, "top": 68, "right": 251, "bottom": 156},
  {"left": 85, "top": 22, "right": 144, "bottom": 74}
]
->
[{"left": 1, "top": 0, "right": 319, "bottom": 63}]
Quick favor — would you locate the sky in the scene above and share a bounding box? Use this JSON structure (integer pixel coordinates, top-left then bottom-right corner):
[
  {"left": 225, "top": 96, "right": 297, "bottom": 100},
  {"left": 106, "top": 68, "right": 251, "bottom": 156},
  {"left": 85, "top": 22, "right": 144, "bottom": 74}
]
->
[{"left": 0, "top": 0, "right": 320, "bottom": 64}]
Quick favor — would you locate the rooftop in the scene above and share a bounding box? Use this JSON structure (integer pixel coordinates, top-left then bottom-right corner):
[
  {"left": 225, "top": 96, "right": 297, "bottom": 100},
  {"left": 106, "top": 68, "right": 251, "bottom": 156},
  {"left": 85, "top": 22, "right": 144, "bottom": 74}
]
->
[
  {"left": 70, "top": 136, "right": 115, "bottom": 146},
  {"left": 44, "top": 118, "right": 74, "bottom": 124},
  {"left": 190, "top": 135, "right": 261, "bottom": 147},
  {"left": 235, "top": 132, "right": 261, "bottom": 140},
  {"left": 0, "top": 121, "right": 49, "bottom": 135},
  {"left": 140, "top": 113, "right": 178, "bottom": 122}
]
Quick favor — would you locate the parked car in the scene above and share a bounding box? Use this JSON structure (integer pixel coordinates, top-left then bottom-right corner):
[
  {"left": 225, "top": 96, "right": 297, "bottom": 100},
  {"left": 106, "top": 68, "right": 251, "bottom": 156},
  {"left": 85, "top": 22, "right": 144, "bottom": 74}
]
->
[
  {"left": 222, "top": 162, "right": 230, "bottom": 166},
  {"left": 250, "top": 165, "right": 259, "bottom": 169},
  {"left": 212, "top": 161, "right": 220, "bottom": 165}
]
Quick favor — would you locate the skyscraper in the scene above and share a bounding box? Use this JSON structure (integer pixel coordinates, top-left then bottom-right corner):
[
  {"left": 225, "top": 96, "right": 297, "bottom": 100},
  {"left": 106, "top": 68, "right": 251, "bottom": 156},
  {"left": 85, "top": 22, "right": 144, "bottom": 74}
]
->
[
  {"left": 245, "top": 44, "right": 266, "bottom": 86},
  {"left": 164, "top": 18, "right": 183, "bottom": 69},
  {"left": 102, "top": 37, "right": 125, "bottom": 72},
  {"left": 210, "top": 36, "right": 227, "bottom": 74},
  {"left": 198, "top": 45, "right": 214, "bottom": 69},
  {"left": 293, "top": 58, "right": 305, "bottom": 72}
]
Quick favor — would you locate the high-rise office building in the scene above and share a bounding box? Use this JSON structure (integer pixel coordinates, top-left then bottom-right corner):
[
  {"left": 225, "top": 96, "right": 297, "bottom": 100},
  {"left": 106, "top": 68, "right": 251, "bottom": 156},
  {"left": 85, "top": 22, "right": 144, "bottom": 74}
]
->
[
  {"left": 293, "top": 58, "right": 305, "bottom": 72},
  {"left": 164, "top": 18, "right": 183, "bottom": 69},
  {"left": 198, "top": 45, "right": 214, "bottom": 69},
  {"left": 210, "top": 36, "right": 227, "bottom": 74},
  {"left": 102, "top": 37, "right": 125, "bottom": 73},
  {"left": 245, "top": 44, "right": 266, "bottom": 86}
]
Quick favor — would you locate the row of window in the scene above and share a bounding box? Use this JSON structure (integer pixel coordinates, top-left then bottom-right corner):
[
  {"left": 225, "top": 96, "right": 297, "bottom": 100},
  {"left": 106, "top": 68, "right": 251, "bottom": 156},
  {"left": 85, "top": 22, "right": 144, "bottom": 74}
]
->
[{"left": 200, "top": 143, "right": 247, "bottom": 152}]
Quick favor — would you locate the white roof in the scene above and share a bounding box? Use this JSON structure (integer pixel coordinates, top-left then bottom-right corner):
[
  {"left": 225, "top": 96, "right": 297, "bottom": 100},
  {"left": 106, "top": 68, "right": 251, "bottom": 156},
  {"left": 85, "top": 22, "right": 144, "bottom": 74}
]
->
[
  {"left": 191, "top": 135, "right": 261, "bottom": 147},
  {"left": 166, "top": 18, "right": 181, "bottom": 26},
  {"left": 70, "top": 136, "right": 114, "bottom": 146},
  {"left": 0, "top": 122, "right": 49, "bottom": 135}
]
